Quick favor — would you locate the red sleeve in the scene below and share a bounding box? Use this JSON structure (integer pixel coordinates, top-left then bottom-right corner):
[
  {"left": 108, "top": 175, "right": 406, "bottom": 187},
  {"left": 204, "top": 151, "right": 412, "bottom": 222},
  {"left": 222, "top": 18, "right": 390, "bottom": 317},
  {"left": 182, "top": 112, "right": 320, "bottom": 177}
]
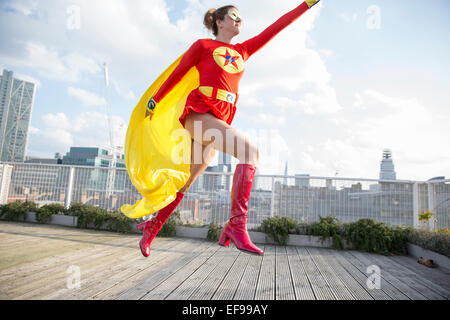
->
[
  {"left": 239, "top": 2, "right": 310, "bottom": 61},
  {"left": 153, "top": 40, "right": 203, "bottom": 103}
]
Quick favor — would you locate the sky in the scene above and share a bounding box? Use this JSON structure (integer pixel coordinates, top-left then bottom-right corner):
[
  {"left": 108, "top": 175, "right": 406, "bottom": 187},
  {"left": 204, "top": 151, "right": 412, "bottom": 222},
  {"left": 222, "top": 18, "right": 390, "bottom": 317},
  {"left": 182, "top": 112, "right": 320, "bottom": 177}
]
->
[{"left": 0, "top": 0, "right": 449, "bottom": 181}]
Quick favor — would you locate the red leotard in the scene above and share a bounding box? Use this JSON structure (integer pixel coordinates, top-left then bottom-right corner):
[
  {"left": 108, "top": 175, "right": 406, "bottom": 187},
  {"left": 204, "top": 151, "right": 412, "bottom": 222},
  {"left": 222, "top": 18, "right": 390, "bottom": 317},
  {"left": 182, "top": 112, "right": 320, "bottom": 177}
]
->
[{"left": 152, "top": 2, "right": 310, "bottom": 127}]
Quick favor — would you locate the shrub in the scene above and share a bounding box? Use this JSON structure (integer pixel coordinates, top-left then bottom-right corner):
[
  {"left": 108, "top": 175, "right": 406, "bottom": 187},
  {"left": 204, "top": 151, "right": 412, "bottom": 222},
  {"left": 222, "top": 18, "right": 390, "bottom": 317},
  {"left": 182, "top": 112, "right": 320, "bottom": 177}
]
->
[
  {"left": 306, "top": 215, "right": 346, "bottom": 250},
  {"left": 207, "top": 223, "right": 222, "bottom": 242},
  {"left": 0, "top": 201, "right": 35, "bottom": 221},
  {"left": 36, "top": 203, "right": 66, "bottom": 224},
  {"left": 261, "top": 216, "right": 298, "bottom": 246},
  {"left": 67, "top": 202, "right": 134, "bottom": 233},
  {"left": 407, "top": 229, "right": 450, "bottom": 258},
  {"left": 344, "top": 219, "right": 411, "bottom": 255}
]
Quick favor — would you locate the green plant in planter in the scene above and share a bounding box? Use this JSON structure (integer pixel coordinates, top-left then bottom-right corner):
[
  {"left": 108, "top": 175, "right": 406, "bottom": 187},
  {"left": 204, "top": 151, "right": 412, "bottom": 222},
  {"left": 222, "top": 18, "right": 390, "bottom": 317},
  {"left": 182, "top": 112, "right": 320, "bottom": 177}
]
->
[
  {"left": 105, "top": 210, "right": 134, "bottom": 233},
  {"left": 261, "top": 216, "right": 298, "bottom": 246},
  {"left": 67, "top": 202, "right": 134, "bottom": 232},
  {"left": 36, "top": 203, "right": 66, "bottom": 224},
  {"left": 406, "top": 228, "right": 450, "bottom": 258},
  {"left": 0, "top": 201, "right": 37, "bottom": 221},
  {"left": 207, "top": 222, "right": 221, "bottom": 242},
  {"left": 344, "top": 219, "right": 409, "bottom": 255},
  {"left": 307, "top": 215, "right": 345, "bottom": 250}
]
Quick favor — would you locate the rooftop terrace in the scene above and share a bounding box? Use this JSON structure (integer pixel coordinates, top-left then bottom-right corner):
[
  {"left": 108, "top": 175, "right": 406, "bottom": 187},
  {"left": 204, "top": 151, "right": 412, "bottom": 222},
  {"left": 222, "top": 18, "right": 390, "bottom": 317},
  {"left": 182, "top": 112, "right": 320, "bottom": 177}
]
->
[{"left": 1, "top": 221, "right": 449, "bottom": 300}]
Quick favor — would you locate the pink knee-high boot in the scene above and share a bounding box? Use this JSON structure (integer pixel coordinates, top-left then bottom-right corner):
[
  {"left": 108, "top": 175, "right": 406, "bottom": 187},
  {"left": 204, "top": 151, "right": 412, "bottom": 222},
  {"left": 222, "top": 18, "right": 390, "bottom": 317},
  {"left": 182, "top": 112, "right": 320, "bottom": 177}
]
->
[
  {"left": 218, "top": 164, "right": 264, "bottom": 255},
  {"left": 137, "top": 192, "right": 185, "bottom": 257}
]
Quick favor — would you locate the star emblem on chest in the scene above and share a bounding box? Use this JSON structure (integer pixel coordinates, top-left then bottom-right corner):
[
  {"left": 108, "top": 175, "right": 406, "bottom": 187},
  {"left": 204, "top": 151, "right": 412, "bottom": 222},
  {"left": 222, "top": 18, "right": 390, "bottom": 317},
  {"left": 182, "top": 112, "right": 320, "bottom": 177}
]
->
[
  {"left": 212, "top": 47, "right": 245, "bottom": 74},
  {"left": 219, "top": 49, "right": 241, "bottom": 70}
]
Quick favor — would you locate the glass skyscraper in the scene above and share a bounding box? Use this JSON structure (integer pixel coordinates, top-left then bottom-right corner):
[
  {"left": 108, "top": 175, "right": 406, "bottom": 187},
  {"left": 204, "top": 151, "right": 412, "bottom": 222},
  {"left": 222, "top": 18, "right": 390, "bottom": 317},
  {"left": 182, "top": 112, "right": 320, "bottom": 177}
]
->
[{"left": 0, "top": 70, "right": 36, "bottom": 162}]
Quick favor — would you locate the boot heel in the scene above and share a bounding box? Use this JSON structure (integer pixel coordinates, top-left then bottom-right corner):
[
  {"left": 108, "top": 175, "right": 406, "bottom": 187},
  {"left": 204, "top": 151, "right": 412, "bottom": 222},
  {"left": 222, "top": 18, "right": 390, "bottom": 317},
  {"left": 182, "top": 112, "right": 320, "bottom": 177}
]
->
[{"left": 218, "top": 227, "right": 230, "bottom": 247}]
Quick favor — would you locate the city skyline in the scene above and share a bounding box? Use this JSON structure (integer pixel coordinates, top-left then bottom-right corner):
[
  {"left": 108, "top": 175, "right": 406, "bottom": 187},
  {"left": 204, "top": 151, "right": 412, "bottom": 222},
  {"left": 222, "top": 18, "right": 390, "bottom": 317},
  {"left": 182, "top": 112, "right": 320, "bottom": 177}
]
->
[{"left": 1, "top": 0, "right": 449, "bottom": 180}]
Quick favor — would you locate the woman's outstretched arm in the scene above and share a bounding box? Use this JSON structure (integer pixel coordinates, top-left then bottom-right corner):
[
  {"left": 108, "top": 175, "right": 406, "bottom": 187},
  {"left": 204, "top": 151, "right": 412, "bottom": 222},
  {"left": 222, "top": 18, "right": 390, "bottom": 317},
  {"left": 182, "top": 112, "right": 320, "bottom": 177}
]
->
[{"left": 239, "top": 1, "right": 320, "bottom": 61}]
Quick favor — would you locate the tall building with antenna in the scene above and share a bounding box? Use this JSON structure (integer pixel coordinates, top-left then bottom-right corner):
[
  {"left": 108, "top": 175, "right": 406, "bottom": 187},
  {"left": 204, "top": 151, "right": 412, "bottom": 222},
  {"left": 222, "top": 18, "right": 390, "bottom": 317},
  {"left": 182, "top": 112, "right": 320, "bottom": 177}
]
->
[
  {"left": 379, "top": 149, "right": 397, "bottom": 180},
  {"left": 283, "top": 161, "right": 288, "bottom": 185}
]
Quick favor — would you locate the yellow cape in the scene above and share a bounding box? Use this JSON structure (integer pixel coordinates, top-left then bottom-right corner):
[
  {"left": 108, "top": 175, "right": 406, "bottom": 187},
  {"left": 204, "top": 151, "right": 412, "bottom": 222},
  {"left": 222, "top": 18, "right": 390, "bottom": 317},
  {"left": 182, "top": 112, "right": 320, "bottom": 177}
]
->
[{"left": 120, "top": 50, "right": 199, "bottom": 219}]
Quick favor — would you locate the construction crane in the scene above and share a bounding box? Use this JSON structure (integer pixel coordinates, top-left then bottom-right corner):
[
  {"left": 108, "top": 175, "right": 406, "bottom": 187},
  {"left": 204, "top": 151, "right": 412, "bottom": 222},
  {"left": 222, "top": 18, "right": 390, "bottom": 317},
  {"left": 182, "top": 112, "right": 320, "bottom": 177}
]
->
[{"left": 103, "top": 62, "right": 117, "bottom": 197}]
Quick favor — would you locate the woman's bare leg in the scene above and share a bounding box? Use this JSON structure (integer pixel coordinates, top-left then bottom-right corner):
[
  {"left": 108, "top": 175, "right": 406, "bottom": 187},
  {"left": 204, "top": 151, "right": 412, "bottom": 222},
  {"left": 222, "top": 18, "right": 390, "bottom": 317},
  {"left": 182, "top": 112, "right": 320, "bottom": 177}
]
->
[
  {"left": 179, "top": 139, "right": 216, "bottom": 193},
  {"left": 184, "top": 112, "right": 259, "bottom": 165}
]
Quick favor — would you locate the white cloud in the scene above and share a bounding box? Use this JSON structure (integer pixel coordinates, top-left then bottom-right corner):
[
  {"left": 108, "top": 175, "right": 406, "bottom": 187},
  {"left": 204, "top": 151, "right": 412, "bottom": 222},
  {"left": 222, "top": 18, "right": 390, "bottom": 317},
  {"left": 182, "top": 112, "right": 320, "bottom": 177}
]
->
[
  {"left": 0, "top": 42, "right": 101, "bottom": 82},
  {"left": 295, "top": 90, "right": 450, "bottom": 180},
  {"left": 28, "top": 111, "right": 127, "bottom": 158},
  {"left": 1, "top": 0, "right": 38, "bottom": 17},
  {"left": 68, "top": 87, "right": 107, "bottom": 106},
  {"left": 274, "top": 84, "right": 341, "bottom": 115},
  {"left": 338, "top": 12, "right": 359, "bottom": 23}
]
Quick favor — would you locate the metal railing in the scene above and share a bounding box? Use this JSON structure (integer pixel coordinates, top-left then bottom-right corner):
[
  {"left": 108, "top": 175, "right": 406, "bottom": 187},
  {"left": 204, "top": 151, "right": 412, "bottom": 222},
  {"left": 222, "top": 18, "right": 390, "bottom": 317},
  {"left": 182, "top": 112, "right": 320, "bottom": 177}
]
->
[{"left": 0, "top": 162, "right": 448, "bottom": 229}]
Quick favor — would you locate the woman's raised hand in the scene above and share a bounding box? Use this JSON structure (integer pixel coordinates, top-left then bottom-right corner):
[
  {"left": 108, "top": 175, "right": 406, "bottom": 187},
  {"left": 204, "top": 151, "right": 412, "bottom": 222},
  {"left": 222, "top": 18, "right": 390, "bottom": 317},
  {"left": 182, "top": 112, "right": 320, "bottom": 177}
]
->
[
  {"left": 146, "top": 97, "right": 157, "bottom": 120},
  {"left": 305, "top": 0, "right": 320, "bottom": 8}
]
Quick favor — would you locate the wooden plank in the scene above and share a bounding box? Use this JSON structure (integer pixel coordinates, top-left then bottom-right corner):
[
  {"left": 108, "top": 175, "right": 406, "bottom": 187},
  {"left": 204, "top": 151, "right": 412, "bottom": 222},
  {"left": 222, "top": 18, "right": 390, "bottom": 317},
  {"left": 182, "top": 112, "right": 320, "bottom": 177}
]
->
[
  {"left": 165, "top": 245, "right": 230, "bottom": 300},
  {"left": 339, "top": 250, "right": 409, "bottom": 300},
  {"left": 232, "top": 246, "right": 265, "bottom": 300},
  {"left": 389, "top": 255, "right": 450, "bottom": 294},
  {"left": 306, "top": 247, "right": 355, "bottom": 300},
  {"left": 254, "top": 245, "right": 275, "bottom": 300},
  {"left": 361, "top": 252, "right": 447, "bottom": 300},
  {"left": 285, "top": 246, "right": 315, "bottom": 300},
  {"left": 10, "top": 237, "right": 141, "bottom": 299},
  {"left": 1, "top": 234, "right": 140, "bottom": 290},
  {"left": 0, "top": 224, "right": 141, "bottom": 277},
  {"left": 349, "top": 251, "right": 427, "bottom": 300},
  {"left": 211, "top": 252, "right": 250, "bottom": 300},
  {"left": 142, "top": 243, "right": 225, "bottom": 300},
  {"left": 275, "top": 246, "right": 295, "bottom": 300},
  {"left": 296, "top": 246, "right": 334, "bottom": 300},
  {"left": 91, "top": 239, "right": 200, "bottom": 300},
  {"left": 116, "top": 240, "right": 217, "bottom": 300},
  {"left": 0, "top": 230, "right": 128, "bottom": 274},
  {"left": 0, "top": 234, "right": 146, "bottom": 291},
  {"left": 188, "top": 247, "right": 241, "bottom": 300},
  {"left": 319, "top": 249, "right": 373, "bottom": 300},
  {"left": 325, "top": 249, "right": 391, "bottom": 300},
  {"left": 48, "top": 238, "right": 192, "bottom": 299}
]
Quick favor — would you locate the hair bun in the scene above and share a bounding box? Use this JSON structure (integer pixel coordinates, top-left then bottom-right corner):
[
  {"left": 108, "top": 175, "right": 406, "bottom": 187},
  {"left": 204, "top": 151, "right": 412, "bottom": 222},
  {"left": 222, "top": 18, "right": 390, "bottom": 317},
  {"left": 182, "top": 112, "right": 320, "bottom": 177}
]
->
[{"left": 203, "top": 8, "right": 216, "bottom": 31}]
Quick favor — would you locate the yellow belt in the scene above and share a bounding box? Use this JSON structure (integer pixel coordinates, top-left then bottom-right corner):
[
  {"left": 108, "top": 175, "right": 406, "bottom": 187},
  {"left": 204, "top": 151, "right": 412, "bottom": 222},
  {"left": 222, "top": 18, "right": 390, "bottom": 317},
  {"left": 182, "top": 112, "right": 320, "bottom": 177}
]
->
[{"left": 198, "top": 86, "right": 237, "bottom": 104}]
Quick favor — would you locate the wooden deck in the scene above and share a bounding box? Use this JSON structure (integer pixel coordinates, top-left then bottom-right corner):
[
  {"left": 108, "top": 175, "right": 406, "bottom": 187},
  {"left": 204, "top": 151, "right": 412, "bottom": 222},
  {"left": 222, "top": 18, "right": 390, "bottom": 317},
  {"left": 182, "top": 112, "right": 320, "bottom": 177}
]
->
[{"left": 1, "top": 221, "right": 449, "bottom": 300}]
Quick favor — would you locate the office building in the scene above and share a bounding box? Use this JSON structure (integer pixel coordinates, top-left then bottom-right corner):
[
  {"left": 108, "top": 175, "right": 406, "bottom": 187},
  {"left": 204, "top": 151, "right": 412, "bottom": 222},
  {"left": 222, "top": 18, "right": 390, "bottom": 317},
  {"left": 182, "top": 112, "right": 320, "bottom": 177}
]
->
[
  {"left": 379, "top": 149, "right": 396, "bottom": 180},
  {"left": 0, "top": 70, "right": 36, "bottom": 162},
  {"left": 62, "top": 147, "right": 125, "bottom": 168}
]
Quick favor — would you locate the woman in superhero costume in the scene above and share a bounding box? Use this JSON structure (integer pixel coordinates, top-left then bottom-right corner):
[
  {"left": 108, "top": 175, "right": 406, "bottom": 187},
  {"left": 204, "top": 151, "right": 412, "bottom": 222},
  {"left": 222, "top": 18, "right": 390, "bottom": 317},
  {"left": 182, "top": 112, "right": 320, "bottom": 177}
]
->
[{"left": 121, "top": 0, "right": 320, "bottom": 257}]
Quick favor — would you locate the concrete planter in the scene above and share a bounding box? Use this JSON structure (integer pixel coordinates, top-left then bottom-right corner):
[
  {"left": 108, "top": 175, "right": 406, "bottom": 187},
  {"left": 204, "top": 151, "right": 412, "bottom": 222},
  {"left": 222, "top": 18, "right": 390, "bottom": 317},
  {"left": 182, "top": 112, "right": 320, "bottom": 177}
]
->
[
  {"left": 1, "top": 211, "right": 77, "bottom": 227},
  {"left": 406, "top": 242, "right": 450, "bottom": 273},
  {"left": 25, "top": 211, "right": 38, "bottom": 223},
  {"left": 172, "top": 226, "right": 348, "bottom": 249},
  {"left": 176, "top": 226, "right": 209, "bottom": 239},
  {"left": 49, "top": 214, "right": 77, "bottom": 227}
]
